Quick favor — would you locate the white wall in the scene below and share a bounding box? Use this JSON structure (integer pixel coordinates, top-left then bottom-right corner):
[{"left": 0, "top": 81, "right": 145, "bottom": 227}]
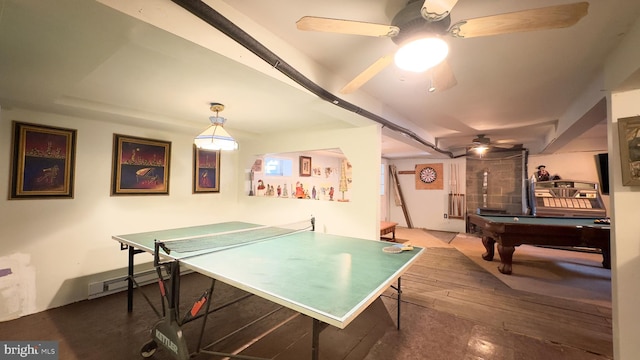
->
[
  {"left": 381, "top": 158, "right": 389, "bottom": 222},
  {"left": 0, "top": 108, "right": 382, "bottom": 320},
  {"left": 610, "top": 89, "right": 640, "bottom": 359},
  {"left": 598, "top": 13, "right": 640, "bottom": 358},
  {"left": 386, "top": 157, "right": 466, "bottom": 233}
]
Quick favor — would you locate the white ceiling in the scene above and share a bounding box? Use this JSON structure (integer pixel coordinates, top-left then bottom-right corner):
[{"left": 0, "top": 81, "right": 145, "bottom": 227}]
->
[{"left": 1, "top": 0, "right": 639, "bottom": 158}]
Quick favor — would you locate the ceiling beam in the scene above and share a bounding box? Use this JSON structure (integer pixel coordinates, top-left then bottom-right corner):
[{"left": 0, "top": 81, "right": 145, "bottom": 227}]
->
[{"left": 540, "top": 97, "right": 607, "bottom": 154}]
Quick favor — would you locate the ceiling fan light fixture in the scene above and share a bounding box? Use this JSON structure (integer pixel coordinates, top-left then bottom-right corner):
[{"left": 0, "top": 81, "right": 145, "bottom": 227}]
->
[
  {"left": 473, "top": 145, "right": 488, "bottom": 154},
  {"left": 194, "top": 103, "right": 239, "bottom": 151},
  {"left": 394, "top": 37, "right": 448, "bottom": 73}
]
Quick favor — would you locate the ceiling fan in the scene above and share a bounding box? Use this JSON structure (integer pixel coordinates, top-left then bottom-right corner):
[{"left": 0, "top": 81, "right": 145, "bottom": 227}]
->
[
  {"left": 466, "top": 134, "right": 523, "bottom": 155},
  {"left": 296, "top": 0, "right": 589, "bottom": 94}
]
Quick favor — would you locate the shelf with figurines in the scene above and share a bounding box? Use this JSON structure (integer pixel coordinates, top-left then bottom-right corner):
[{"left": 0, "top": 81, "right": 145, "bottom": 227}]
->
[
  {"left": 247, "top": 154, "right": 351, "bottom": 202},
  {"left": 252, "top": 179, "right": 340, "bottom": 201}
]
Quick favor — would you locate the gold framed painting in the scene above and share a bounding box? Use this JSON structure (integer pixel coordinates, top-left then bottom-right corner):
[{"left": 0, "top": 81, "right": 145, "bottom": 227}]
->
[
  {"left": 111, "top": 134, "right": 171, "bottom": 195},
  {"left": 193, "top": 146, "right": 220, "bottom": 193},
  {"left": 618, "top": 116, "right": 640, "bottom": 186},
  {"left": 9, "top": 121, "right": 77, "bottom": 199}
]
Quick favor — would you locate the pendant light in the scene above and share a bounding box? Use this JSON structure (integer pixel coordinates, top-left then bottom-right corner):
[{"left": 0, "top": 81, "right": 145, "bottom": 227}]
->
[{"left": 194, "top": 103, "right": 238, "bottom": 150}]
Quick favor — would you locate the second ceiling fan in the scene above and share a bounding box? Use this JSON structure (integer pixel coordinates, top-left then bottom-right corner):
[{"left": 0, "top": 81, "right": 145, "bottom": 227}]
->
[{"left": 296, "top": 0, "right": 589, "bottom": 94}]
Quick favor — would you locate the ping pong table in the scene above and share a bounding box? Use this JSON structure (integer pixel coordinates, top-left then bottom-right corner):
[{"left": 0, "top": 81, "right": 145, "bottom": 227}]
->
[{"left": 113, "top": 218, "right": 423, "bottom": 360}]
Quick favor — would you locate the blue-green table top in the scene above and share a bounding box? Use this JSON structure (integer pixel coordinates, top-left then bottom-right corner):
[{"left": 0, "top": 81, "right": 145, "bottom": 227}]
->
[{"left": 113, "top": 222, "right": 423, "bottom": 328}]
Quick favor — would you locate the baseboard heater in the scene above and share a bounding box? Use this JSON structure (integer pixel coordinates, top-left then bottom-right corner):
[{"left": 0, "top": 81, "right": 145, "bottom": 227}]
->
[{"left": 88, "top": 267, "right": 193, "bottom": 299}]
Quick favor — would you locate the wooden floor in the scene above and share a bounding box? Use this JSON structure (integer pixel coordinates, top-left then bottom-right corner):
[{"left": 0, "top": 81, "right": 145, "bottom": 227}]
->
[
  {"left": 384, "top": 247, "right": 612, "bottom": 359},
  {"left": 0, "top": 231, "right": 612, "bottom": 360}
]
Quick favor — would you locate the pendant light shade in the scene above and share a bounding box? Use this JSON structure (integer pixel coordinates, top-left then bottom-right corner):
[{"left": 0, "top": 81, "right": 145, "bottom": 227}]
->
[{"left": 194, "top": 103, "right": 238, "bottom": 150}]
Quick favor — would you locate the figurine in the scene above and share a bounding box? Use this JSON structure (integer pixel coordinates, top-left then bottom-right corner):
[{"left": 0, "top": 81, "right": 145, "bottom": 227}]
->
[
  {"left": 295, "top": 182, "right": 305, "bottom": 199},
  {"left": 535, "top": 165, "right": 550, "bottom": 181},
  {"left": 534, "top": 165, "right": 561, "bottom": 181},
  {"left": 257, "top": 179, "right": 266, "bottom": 196}
]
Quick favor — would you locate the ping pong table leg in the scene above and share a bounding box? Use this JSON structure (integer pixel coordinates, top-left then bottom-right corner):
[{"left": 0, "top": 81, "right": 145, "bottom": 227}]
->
[
  {"left": 312, "top": 318, "right": 320, "bottom": 360},
  {"left": 169, "top": 261, "right": 181, "bottom": 319},
  {"left": 397, "top": 277, "right": 402, "bottom": 330},
  {"left": 390, "top": 277, "right": 402, "bottom": 330},
  {"left": 125, "top": 245, "right": 145, "bottom": 313},
  {"left": 127, "top": 245, "right": 135, "bottom": 313},
  {"left": 310, "top": 319, "right": 328, "bottom": 360}
]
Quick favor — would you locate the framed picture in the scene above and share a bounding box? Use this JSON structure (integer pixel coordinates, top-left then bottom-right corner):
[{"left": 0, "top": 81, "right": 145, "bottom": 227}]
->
[
  {"left": 299, "top": 156, "right": 312, "bottom": 177},
  {"left": 9, "top": 121, "right": 77, "bottom": 199},
  {"left": 111, "top": 134, "right": 171, "bottom": 195},
  {"left": 618, "top": 116, "right": 640, "bottom": 186},
  {"left": 193, "top": 146, "right": 220, "bottom": 193}
]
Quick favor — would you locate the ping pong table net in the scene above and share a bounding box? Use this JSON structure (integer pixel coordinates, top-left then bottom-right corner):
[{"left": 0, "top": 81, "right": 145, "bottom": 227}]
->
[{"left": 156, "top": 217, "right": 315, "bottom": 254}]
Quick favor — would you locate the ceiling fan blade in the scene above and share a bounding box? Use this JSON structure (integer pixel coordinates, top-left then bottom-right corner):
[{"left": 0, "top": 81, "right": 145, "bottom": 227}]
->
[
  {"left": 430, "top": 60, "right": 457, "bottom": 92},
  {"left": 340, "top": 54, "right": 394, "bottom": 94},
  {"left": 296, "top": 16, "right": 400, "bottom": 37},
  {"left": 421, "top": 0, "right": 459, "bottom": 21},
  {"left": 449, "top": 2, "right": 589, "bottom": 38}
]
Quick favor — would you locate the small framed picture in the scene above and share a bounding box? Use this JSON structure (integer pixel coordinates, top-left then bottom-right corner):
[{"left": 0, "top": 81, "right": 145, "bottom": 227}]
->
[
  {"left": 111, "top": 134, "right": 171, "bottom": 195},
  {"left": 193, "top": 146, "right": 220, "bottom": 193},
  {"left": 9, "top": 121, "right": 77, "bottom": 199},
  {"left": 299, "top": 156, "right": 312, "bottom": 177},
  {"left": 618, "top": 116, "right": 640, "bottom": 186}
]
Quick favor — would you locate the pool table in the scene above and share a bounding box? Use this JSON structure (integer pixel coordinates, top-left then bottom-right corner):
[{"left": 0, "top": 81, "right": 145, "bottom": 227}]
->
[{"left": 467, "top": 213, "right": 611, "bottom": 275}]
